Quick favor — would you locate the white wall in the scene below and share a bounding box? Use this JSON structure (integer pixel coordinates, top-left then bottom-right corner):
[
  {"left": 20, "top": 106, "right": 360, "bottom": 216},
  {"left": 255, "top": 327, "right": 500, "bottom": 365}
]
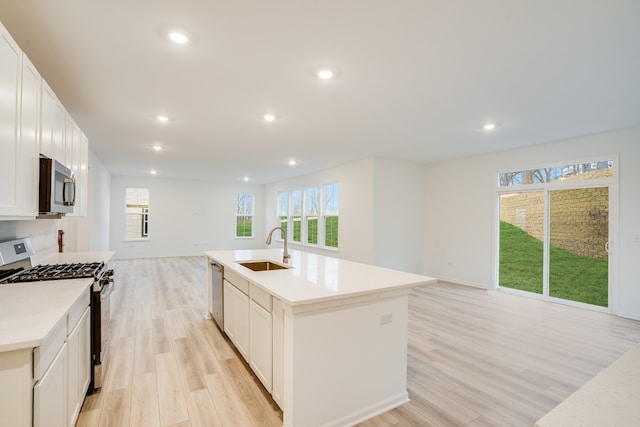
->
[
  {"left": 59, "top": 148, "right": 111, "bottom": 252},
  {"left": 423, "top": 126, "right": 640, "bottom": 318},
  {"left": 372, "top": 158, "right": 426, "bottom": 273},
  {"left": 110, "top": 175, "right": 265, "bottom": 259},
  {"left": 0, "top": 219, "right": 59, "bottom": 263}
]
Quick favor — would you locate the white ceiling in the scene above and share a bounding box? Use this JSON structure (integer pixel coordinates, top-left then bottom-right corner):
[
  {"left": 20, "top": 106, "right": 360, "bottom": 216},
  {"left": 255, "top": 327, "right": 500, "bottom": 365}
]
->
[{"left": 1, "top": 0, "right": 639, "bottom": 184}]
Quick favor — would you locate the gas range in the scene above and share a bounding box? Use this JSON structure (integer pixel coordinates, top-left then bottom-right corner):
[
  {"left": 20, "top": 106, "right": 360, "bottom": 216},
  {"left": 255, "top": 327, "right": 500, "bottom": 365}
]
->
[{"left": 1, "top": 262, "right": 105, "bottom": 283}]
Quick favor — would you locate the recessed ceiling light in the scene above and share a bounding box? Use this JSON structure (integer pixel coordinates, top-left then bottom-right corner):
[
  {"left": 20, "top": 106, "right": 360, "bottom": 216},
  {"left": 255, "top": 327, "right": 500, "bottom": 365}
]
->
[
  {"left": 150, "top": 169, "right": 157, "bottom": 175},
  {"left": 483, "top": 123, "right": 496, "bottom": 131},
  {"left": 152, "top": 145, "right": 163, "bottom": 151},
  {"left": 243, "top": 176, "right": 249, "bottom": 182},
  {"left": 318, "top": 69, "right": 334, "bottom": 80},
  {"left": 169, "top": 32, "right": 189, "bottom": 44},
  {"left": 156, "top": 115, "right": 169, "bottom": 123},
  {"left": 263, "top": 114, "right": 276, "bottom": 122},
  {"left": 288, "top": 159, "right": 296, "bottom": 166}
]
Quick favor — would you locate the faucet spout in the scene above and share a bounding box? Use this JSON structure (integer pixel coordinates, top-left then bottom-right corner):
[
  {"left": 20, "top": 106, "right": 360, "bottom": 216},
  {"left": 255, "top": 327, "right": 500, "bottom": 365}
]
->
[{"left": 266, "top": 226, "right": 291, "bottom": 263}]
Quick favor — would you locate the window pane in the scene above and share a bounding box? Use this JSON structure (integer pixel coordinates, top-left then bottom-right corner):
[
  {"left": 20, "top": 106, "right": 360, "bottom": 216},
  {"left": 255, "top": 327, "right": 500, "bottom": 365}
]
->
[
  {"left": 125, "top": 188, "right": 149, "bottom": 239},
  {"left": 236, "top": 193, "right": 254, "bottom": 237},
  {"left": 277, "top": 192, "right": 288, "bottom": 240},
  {"left": 324, "top": 183, "right": 339, "bottom": 248},
  {"left": 305, "top": 187, "right": 318, "bottom": 245},
  {"left": 499, "top": 160, "right": 613, "bottom": 187},
  {"left": 499, "top": 192, "right": 544, "bottom": 294},
  {"left": 292, "top": 189, "right": 302, "bottom": 242}
]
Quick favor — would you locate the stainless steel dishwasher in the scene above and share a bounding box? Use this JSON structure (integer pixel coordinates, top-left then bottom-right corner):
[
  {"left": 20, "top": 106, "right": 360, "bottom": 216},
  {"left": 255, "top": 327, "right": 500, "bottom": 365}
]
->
[{"left": 209, "top": 261, "right": 224, "bottom": 330}]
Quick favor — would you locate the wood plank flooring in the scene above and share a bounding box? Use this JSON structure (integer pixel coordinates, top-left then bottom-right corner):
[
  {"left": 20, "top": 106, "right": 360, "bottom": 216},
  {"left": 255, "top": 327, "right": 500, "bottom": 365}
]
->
[{"left": 78, "top": 257, "right": 640, "bottom": 427}]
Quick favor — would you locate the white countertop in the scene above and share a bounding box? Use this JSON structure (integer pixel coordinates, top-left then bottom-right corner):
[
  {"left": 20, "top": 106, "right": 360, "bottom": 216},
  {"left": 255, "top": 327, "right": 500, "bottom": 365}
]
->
[
  {"left": 535, "top": 343, "right": 640, "bottom": 427},
  {"left": 204, "top": 249, "right": 437, "bottom": 306},
  {"left": 0, "top": 251, "right": 115, "bottom": 353}
]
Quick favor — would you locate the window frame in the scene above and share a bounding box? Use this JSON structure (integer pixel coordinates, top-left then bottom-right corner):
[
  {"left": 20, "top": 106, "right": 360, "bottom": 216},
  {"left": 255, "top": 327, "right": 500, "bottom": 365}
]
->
[
  {"left": 124, "top": 187, "right": 150, "bottom": 241},
  {"left": 236, "top": 193, "right": 255, "bottom": 239}
]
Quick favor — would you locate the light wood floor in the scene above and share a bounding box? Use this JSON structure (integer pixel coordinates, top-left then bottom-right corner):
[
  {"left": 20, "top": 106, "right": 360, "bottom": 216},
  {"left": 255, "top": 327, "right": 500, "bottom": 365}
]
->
[{"left": 78, "top": 256, "right": 640, "bottom": 427}]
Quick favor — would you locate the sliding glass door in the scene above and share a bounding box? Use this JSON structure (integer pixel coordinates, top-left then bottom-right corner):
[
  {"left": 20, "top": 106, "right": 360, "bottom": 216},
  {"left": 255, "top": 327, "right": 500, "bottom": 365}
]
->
[{"left": 498, "top": 161, "right": 613, "bottom": 308}]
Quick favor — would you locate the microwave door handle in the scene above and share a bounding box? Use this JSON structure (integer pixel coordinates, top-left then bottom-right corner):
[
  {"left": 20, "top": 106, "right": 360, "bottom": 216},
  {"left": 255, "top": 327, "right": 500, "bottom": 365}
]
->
[{"left": 63, "top": 178, "right": 76, "bottom": 205}]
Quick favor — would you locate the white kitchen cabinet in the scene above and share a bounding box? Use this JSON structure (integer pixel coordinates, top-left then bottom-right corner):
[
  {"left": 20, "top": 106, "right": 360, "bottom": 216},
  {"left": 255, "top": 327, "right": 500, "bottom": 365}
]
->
[
  {"left": 0, "top": 21, "right": 38, "bottom": 219},
  {"left": 52, "top": 95, "right": 66, "bottom": 166},
  {"left": 271, "top": 297, "right": 284, "bottom": 408},
  {"left": 67, "top": 307, "right": 90, "bottom": 427},
  {"left": 223, "top": 278, "right": 250, "bottom": 361},
  {"left": 40, "top": 80, "right": 56, "bottom": 158},
  {"left": 249, "top": 299, "right": 272, "bottom": 392},
  {"left": 34, "top": 342, "right": 67, "bottom": 427},
  {"left": 16, "top": 53, "right": 40, "bottom": 217}
]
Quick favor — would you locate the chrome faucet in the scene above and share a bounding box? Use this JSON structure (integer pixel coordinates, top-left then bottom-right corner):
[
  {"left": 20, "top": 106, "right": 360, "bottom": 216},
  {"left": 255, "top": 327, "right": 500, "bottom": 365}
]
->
[{"left": 266, "top": 226, "right": 291, "bottom": 263}]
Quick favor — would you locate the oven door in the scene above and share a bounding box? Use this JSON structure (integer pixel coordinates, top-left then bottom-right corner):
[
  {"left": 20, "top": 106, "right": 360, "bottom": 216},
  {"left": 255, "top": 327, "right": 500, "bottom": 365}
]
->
[{"left": 90, "top": 275, "right": 113, "bottom": 391}]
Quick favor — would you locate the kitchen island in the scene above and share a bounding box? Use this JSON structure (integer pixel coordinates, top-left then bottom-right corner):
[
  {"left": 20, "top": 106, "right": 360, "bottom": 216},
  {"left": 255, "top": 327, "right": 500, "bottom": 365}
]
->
[{"left": 204, "top": 248, "right": 437, "bottom": 427}]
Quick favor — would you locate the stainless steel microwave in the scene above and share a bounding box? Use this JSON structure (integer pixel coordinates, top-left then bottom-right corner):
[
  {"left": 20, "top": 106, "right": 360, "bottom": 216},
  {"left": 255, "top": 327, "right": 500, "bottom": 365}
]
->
[{"left": 39, "top": 158, "right": 75, "bottom": 215}]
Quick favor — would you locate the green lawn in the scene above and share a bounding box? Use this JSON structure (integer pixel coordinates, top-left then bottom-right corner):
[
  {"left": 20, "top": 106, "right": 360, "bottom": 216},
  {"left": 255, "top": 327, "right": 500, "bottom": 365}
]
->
[
  {"left": 499, "top": 221, "right": 608, "bottom": 307},
  {"left": 284, "top": 217, "right": 338, "bottom": 248}
]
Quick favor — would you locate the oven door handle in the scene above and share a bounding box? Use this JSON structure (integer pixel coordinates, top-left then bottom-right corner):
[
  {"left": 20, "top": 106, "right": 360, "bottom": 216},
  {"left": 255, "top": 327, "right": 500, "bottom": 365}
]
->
[{"left": 100, "top": 279, "right": 114, "bottom": 297}]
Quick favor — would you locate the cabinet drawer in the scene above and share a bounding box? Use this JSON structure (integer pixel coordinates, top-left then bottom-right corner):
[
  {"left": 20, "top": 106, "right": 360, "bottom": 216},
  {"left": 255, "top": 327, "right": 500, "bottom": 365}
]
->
[
  {"left": 33, "top": 317, "right": 66, "bottom": 381},
  {"left": 224, "top": 270, "right": 248, "bottom": 294},
  {"left": 250, "top": 282, "right": 271, "bottom": 312},
  {"left": 68, "top": 288, "right": 90, "bottom": 332}
]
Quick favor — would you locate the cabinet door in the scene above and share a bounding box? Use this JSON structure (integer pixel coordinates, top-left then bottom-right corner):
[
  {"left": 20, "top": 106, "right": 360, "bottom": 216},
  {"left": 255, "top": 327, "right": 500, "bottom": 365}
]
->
[
  {"left": 16, "top": 53, "right": 39, "bottom": 217},
  {"left": 52, "top": 98, "right": 66, "bottom": 166},
  {"left": 249, "top": 300, "right": 272, "bottom": 392},
  {"left": 235, "top": 288, "right": 250, "bottom": 361},
  {"left": 0, "top": 22, "right": 21, "bottom": 215},
  {"left": 223, "top": 280, "right": 235, "bottom": 341},
  {"left": 67, "top": 307, "right": 90, "bottom": 427},
  {"left": 271, "top": 298, "right": 284, "bottom": 408},
  {"left": 40, "top": 80, "right": 56, "bottom": 158},
  {"left": 34, "top": 343, "right": 67, "bottom": 427},
  {"left": 78, "top": 308, "right": 91, "bottom": 398}
]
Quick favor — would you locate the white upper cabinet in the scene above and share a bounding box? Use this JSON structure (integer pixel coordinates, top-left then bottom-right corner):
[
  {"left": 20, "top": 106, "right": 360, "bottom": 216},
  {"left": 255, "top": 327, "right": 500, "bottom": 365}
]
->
[
  {"left": 0, "top": 22, "right": 38, "bottom": 219},
  {"left": 17, "top": 53, "right": 40, "bottom": 217},
  {"left": 0, "top": 19, "right": 89, "bottom": 220},
  {"left": 40, "top": 80, "right": 57, "bottom": 159}
]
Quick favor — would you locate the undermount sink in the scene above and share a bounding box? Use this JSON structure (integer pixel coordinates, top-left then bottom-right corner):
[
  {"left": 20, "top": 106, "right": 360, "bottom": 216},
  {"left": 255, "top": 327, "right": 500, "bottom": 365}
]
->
[{"left": 238, "top": 260, "right": 292, "bottom": 272}]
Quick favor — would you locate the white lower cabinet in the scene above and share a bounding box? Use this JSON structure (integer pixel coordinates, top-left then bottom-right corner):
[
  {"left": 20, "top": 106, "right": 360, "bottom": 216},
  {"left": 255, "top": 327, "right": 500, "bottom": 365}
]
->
[
  {"left": 67, "top": 307, "right": 91, "bottom": 427},
  {"left": 0, "top": 291, "right": 90, "bottom": 427},
  {"left": 34, "top": 342, "right": 67, "bottom": 427},
  {"left": 249, "top": 299, "right": 272, "bottom": 392},
  {"left": 223, "top": 279, "right": 249, "bottom": 361},
  {"left": 271, "top": 297, "right": 284, "bottom": 408}
]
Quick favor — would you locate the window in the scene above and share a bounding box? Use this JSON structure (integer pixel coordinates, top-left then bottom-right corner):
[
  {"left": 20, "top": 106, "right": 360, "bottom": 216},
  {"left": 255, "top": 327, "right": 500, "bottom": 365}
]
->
[
  {"left": 324, "top": 183, "right": 339, "bottom": 248},
  {"left": 276, "top": 182, "right": 339, "bottom": 250},
  {"left": 277, "top": 191, "right": 288, "bottom": 240},
  {"left": 125, "top": 188, "right": 149, "bottom": 239},
  {"left": 291, "top": 189, "right": 302, "bottom": 243},
  {"left": 236, "top": 193, "right": 254, "bottom": 238},
  {"left": 305, "top": 187, "right": 319, "bottom": 245}
]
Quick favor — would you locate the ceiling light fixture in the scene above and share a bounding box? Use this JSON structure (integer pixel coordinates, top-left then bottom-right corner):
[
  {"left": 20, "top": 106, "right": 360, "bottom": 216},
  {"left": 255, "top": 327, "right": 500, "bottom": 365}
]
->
[
  {"left": 169, "top": 32, "right": 189, "bottom": 44},
  {"left": 156, "top": 115, "right": 169, "bottom": 123},
  {"left": 318, "top": 69, "right": 334, "bottom": 80},
  {"left": 289, "top": 159, "right": 296, "bottom": 166},
  {"left": 152, "top": 145, "right": 163, "bottom": 151},
  {"left": 263, "top": 113, "right": 276, "bottom": 122},
  {"left": 483, "top": 123, "right": 496, "bottom": 131},
  {"left": 150, "top": 169, "right": 157, "bottom": 175},
  {"left": 243, "top": 176, "right": 249, "bottom": 182}
]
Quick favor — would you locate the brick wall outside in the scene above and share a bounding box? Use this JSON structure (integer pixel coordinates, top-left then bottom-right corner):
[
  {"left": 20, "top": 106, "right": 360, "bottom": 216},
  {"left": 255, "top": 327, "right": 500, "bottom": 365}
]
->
[{"left": 499, "top": 170, "right": 610, "bottom": 259}]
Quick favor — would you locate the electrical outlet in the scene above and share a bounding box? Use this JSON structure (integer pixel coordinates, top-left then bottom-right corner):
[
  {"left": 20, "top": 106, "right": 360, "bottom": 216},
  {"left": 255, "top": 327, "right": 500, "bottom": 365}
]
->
[{"left": 380, "top": 313, "right": 392, "bottom": 325}]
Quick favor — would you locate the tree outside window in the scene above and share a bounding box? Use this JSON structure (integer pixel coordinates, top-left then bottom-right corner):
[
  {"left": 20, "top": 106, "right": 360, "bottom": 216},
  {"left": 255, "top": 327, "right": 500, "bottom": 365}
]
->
[
  {"left": 324, "top": 183, "right": 339, "bottom": 248},
  {"left": 305, "top": 187, "right": 319, "bottom": 245},
  {"left": 291, "top": 189, "right": 302, "bottom": 242},
  {"left": 125, "top": 188, "right": 149, "bottom": 239},
  {"left": 236, "top": 193, "right": 254, "bottom": 238}
]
